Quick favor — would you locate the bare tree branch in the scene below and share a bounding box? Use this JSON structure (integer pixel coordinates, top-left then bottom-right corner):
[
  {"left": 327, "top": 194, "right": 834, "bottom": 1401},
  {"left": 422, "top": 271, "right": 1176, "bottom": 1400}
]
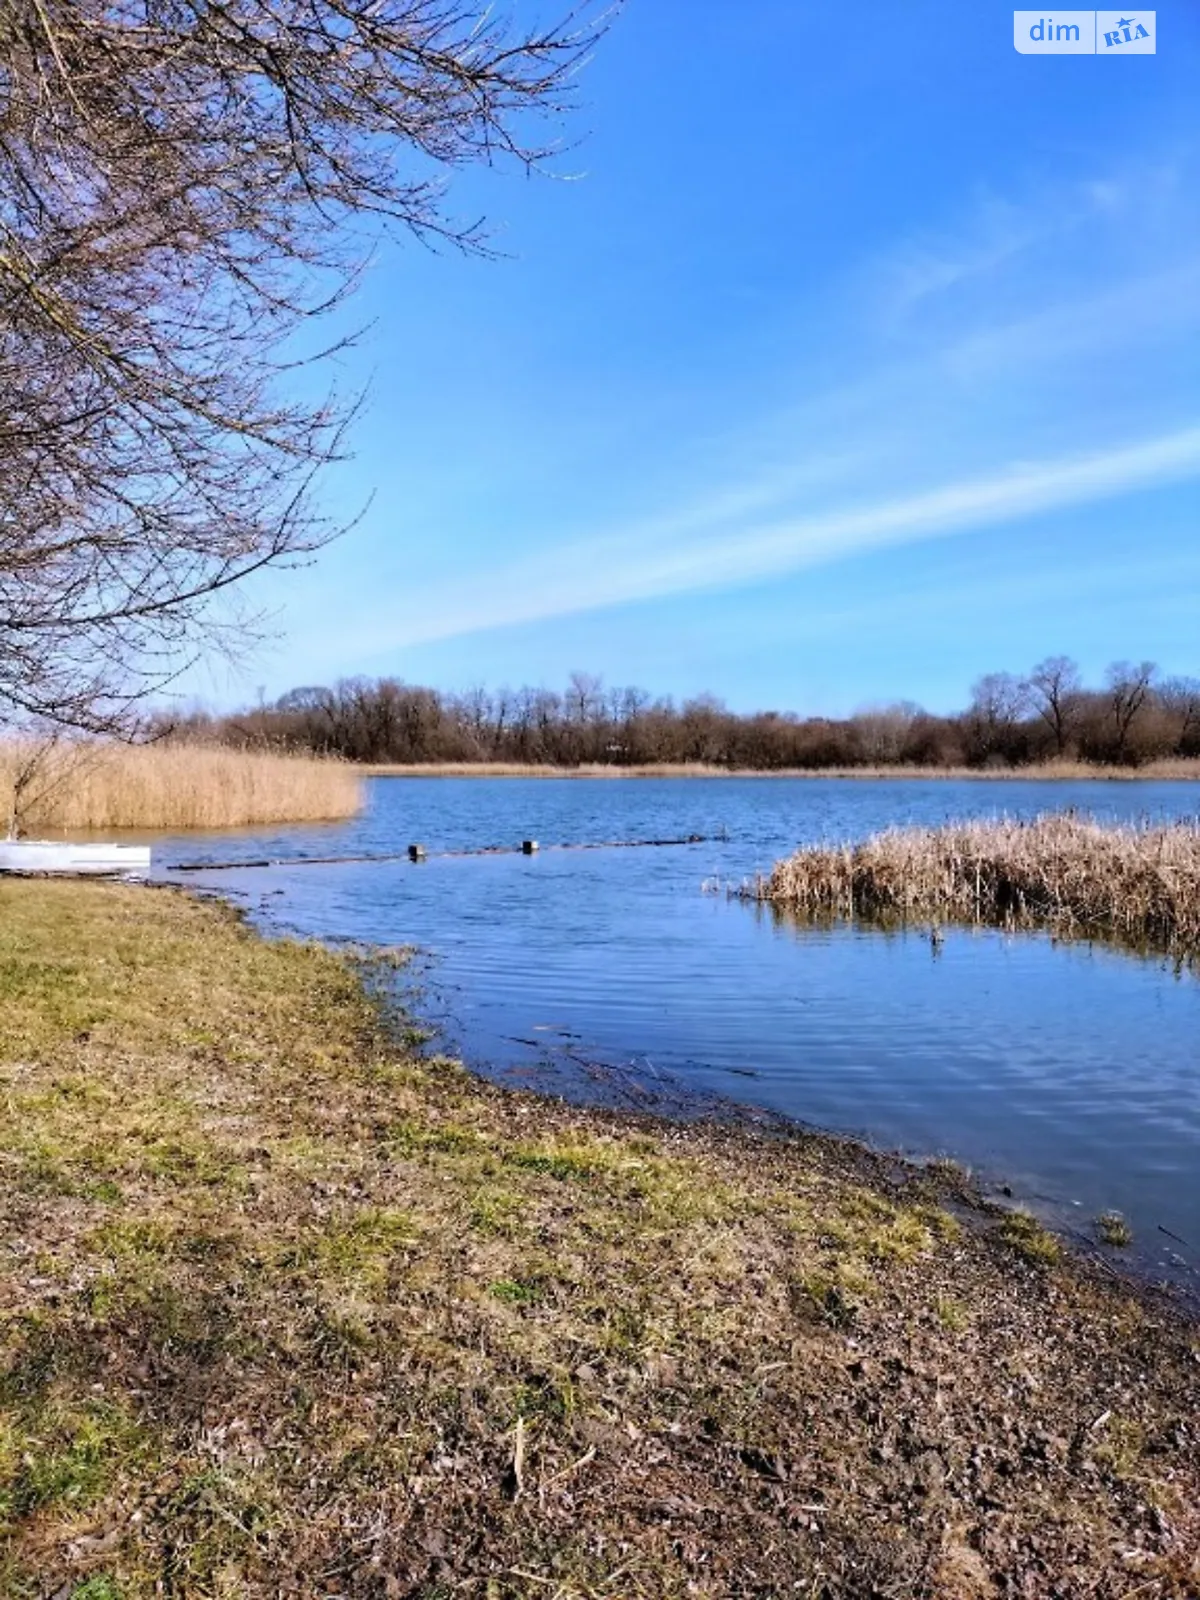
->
[{"left": 0, "top": 0, "right": 611, "bottom": 730}]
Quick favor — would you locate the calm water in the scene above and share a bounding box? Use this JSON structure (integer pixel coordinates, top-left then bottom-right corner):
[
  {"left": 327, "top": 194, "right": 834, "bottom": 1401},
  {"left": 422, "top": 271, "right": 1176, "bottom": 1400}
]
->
[{"left": 155, "top": 778, "right": 1200, "bottom": 1288}]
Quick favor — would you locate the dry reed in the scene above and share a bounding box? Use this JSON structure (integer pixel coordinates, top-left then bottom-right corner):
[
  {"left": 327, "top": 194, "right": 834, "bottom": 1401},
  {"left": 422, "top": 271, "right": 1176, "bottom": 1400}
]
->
[
  {"left": 755, "top": 813, "right": 1200, "bottom": 955},
  {"left": 363, "top": 758, "right": 1200, "bottom": 781},
  {"left": 363, "top": 761, "right": 735, "bottom": 779},
  {"left": 0, "top": 741, "right": 362, "bottom": 831}
]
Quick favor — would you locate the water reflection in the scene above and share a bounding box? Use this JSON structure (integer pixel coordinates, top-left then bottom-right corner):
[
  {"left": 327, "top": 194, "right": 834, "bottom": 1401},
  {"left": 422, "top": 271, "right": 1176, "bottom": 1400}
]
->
[{"left": 759, "top": 898, "right": 1200, "bottom": 980}]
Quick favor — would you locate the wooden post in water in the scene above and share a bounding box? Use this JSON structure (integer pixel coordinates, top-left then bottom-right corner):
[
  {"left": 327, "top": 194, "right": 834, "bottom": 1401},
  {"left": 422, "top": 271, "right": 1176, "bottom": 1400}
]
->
[
  {"left": 408, "top": 843, "right": 427, "bottom": 861},
  {"left": 522, "top": 839, "right": 539, "bottom": 854}
]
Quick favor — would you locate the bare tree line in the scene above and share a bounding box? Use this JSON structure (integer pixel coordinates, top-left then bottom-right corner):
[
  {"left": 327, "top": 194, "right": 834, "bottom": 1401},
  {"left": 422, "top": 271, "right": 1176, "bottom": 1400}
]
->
[{"left": 160, "top": 659, "right": 1200, "bottom": 769}]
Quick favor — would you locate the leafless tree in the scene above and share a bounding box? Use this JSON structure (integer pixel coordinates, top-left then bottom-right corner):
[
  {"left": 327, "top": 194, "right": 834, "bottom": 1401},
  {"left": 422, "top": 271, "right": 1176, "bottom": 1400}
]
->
[
  {"left": 965, "top": 672, "right": 1030, "bottom": 763},
  {"left": 459, "top": 686, "right": 494, "bottom": 751},
  {"left": 0, "top": 0, "right": 607, "bottom": 731},
  {"left": 1025, "top": 656, "right": 1082, "bottom": 756},
  {"left": 1159, "top": 677, "right": 1200, "bottom": 756},
  {"left": 849, "top": 702, "right": 921, "bottom": 764},
  {"left": 565, "top": 671, "right": 605, "bottom": 725},
  {"left": 678, "top": 693, "right": 729, "bottom": 765},
  {"left": 1104, "top": 660, "right": 1157, "bottom": 764}
]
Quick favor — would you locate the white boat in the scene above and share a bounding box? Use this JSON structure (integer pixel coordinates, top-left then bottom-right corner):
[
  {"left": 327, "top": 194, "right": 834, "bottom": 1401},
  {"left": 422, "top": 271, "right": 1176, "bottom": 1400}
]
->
[{"left": 0, "top": 839, "right": 151, "bottom": 876}]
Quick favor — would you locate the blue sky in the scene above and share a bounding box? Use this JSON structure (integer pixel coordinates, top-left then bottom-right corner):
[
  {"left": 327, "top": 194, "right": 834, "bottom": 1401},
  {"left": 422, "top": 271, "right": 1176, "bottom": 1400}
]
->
[{"left": 214, "top": 1, "right": 1200, "bottom": 716}]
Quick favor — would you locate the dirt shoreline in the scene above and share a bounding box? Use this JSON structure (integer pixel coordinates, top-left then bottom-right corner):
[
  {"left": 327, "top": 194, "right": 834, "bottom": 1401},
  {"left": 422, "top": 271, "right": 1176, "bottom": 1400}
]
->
[
  {"left": 462, "top": 1048, "right": 1200, "bottom": 1315},
  {"left": 2, "top": 880, "right": 1198, "bottom": 1596}
]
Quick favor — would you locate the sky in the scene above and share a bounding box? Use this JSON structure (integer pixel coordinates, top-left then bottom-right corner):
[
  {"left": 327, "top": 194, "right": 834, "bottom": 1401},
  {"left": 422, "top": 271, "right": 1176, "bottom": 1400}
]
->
[{"left": 211, "top": 0, "right": 1200, "bottom": 717}]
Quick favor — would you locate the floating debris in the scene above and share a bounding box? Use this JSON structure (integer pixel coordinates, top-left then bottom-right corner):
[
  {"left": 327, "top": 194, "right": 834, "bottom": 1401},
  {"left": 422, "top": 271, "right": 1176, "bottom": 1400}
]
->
[{"left": 167, "top": 833, "right": 717, "bottom": 872}]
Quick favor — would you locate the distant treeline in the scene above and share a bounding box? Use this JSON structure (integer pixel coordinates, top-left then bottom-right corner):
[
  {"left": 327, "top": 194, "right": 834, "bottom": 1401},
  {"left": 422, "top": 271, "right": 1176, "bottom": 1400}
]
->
[{"left": 164, "top": 659, "right": 1200, "bottom": 770}]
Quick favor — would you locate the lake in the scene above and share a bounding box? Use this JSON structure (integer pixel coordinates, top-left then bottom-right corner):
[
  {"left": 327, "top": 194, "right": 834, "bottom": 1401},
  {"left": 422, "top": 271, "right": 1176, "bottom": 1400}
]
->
[{"left": 155, "top": 776, "right": 1200, "bottom": 1292}]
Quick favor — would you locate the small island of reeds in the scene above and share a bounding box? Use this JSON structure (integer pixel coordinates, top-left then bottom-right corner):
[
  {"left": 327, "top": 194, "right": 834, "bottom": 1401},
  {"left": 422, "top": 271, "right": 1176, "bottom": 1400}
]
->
[{"left": 752, "top": 813, "right": 1200, "bottom": 958}]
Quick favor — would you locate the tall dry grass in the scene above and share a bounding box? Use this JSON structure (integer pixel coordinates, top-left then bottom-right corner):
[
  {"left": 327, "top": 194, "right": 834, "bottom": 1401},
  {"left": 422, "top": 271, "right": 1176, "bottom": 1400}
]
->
[
  {"left": 0, "top": 741, "right": 363, "bottom": 831},
  {"left": 363, "top": 758, "right": 1200, "bottom": 781},
  {"left": 363, "top": 761, "right": 736, "bottom": 778},
  {"left": 755, "top": 814, "right": 1200, "bottom": 955}
]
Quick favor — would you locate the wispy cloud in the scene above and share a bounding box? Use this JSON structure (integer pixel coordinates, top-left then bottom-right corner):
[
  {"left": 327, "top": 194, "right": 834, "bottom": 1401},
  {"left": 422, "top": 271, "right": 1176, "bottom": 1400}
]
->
[
  {"left": 868, "top": 158, "right": 1191, "bottom": 333},
  {"left": 296, "top": 149, "right": 1200, "bottom": 672},
  {"left": 366, "top": 424, "right": 1200, "bottom": 648},
  {"left": 878, "top": 196, "right": 1042, "bottom": 318}
]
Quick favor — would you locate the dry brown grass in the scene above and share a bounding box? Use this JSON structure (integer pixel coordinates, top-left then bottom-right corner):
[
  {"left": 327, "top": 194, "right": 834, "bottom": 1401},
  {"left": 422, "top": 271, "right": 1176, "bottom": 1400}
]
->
[
  {"left": 364, "top": 759, "right": 1200, "bottom": 780},
  {"left": 0, "top": 741, "right": 362, "bottom": 831},
  {"left": 756, "top": 813, "right": 1200, "bottom": 955},
  {"left": 1, "top": 881, "right": 1197, "bottom": 1596},
  {"left": 363, "top": 761, "right": 735, "bottom": 778}
]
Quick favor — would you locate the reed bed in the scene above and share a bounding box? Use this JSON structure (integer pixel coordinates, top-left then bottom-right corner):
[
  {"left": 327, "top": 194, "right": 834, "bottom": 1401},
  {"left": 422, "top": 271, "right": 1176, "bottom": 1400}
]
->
[
  {"left": 364, "top": 758, "right": 1200, "bottom": 780},
  {"left": 363, "top": 761, "right": 734, "bottom": 778},
  {"left": 754, "top": 813, "right": 1200, "bottom": 955},
  {"left": 0, "top": 741, "right": 363, "bottom": 831}
]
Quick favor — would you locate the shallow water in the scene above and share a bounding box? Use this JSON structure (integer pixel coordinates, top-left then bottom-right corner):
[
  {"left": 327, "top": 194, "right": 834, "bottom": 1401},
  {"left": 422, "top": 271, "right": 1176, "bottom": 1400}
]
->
[{"left": 155, "top": 777, "right": 1200, "bottom": 1289}]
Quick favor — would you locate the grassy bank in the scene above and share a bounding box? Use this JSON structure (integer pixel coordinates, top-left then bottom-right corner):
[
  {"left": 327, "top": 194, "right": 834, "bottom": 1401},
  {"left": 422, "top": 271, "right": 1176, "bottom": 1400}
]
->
[
  {"left": 1, "top": 885, "right": 1198, "bottom": 1597},
  {"left": 1, "top": 742, "right": 362, "bottom": 831},
  {"left": 364, "top": 758, "right": 1200, "bottom": 780},
  {"left": 754, "top": 815, "right": 1200, "bottom": 959}
]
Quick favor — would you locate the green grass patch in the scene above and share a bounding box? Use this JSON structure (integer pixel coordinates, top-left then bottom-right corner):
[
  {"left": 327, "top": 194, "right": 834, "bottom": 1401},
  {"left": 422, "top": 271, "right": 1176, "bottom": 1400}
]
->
[
  {"left": 1096, "top": 1210, "right": 1133, "bottom": 1248},
  {"left": 0, "top": 1396, "right": 150, "bottom": 1523},
  {"left": 489, "top": 1278, "right": 542, "bottom": 1306},
  {"left": 70, "top": 1579, "right": 125, "bottom": 1600},
  {"left": 998, "top": 1210, "right": 1062, "bottom": 1265},
  {"left": 502, "top": 1143, "right": 599, "bottom": 1182}
]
